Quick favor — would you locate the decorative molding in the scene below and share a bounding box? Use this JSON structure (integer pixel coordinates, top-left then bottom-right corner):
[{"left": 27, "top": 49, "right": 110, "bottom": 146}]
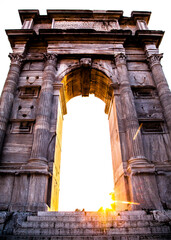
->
[
  {"left": 80, "top": 58, "right": 92, "bottom": 68},
  {"left": 147, "top": 53, "right": 163, "bottom": 68},
  {"left": 52, "top": 20, "right": 120, "bottom": 31},
  {"left": 114, "top": 53, "right": 127, "bottom": 66},
  {"left": 133, "top": 75, "right": 146, "bottom": 85}
]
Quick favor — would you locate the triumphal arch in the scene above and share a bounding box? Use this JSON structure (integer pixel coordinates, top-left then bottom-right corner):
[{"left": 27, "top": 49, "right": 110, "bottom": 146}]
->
[{"left": 0, "top": 9, "right": 171, "bottom": 220}]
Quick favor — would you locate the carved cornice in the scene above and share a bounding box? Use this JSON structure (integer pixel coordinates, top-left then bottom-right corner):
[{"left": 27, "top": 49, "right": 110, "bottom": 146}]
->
[
  {"left": 8, "top": 53, "right": 24, "bottom": 66},
  {"left": 114, "top": 53, "right": 127, "bottom": 66},
  {"left": 147, "top": 53, "right": 163, "bottom": 69}
]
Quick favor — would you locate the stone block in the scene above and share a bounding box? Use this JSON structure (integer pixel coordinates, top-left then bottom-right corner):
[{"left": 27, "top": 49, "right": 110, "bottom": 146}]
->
[{"left": 40, "top": 221, "right": 54, "bottom": 228}]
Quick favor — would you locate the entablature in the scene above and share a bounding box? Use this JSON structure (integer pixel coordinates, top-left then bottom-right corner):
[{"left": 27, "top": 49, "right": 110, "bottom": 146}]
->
[
  {"left": 6, "top": 29, "right": 164, "bottom": 53},
  {"left": 6, "top": 10, "right": 164, "bottom": 51}
]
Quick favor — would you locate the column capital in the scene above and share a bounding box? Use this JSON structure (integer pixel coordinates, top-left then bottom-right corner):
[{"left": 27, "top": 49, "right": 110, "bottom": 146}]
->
[
  {"left": 43, "top": 53, "right": 58, "bottom": 69},
  {"left": 8, "top": 53, "right": 24, "bottom": 67},
  {"left": 146, "top": 53, "right": 163, "bottom": 69},
  {"left": 114, "top": 53, "right": 127, "bottom": 66},
  {"left": 43, "top": 53, "right": 58, "bottom": 62}
]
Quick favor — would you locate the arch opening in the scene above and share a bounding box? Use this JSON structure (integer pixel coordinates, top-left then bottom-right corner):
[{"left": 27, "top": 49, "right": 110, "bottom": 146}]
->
[
  {"left": 58, "top": 95, "right": 114, "bottom": 211},
  {"left": 58, "top": 68, "right": 114, "bottom": 211},
  {"left": 50, "top": 67, "right": 124, "bottom": 211},
  {"left": 61, "top": 67, "right": 114, "bottom": 114}
]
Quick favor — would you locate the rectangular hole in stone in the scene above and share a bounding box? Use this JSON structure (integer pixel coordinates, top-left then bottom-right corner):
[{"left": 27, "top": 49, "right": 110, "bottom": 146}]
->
[
  {"left": 10, "top": 121, "right": 34, "bottom": 134},
  {"left": 132, "top": 87, "right": 155, "bottom": 99},
  {"left": 140, "top": 121, "right": 164, "bottom": 133},
  {"left": 19, "top": 86, "right": 40, "bottom": 99},
  {"left": 19, "top": 122, "right": 31, "bottom": 132}
]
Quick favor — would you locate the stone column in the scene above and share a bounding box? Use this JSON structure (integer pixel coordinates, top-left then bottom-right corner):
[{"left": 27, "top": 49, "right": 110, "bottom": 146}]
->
[
  {"left": 147, "top": 53, "right": 171, "bottom": 138},
  {"left": 0, "top": 53, "right": 23, "bottom": 152},
  {"left": 115, "top": 53, "right": 147, "bottom": 165},
  {"left": 114, "top": 52, "right": 163, "bottom": 210},
  {"left": 28, "top": 53, "right": 58, "bottom": 170}
]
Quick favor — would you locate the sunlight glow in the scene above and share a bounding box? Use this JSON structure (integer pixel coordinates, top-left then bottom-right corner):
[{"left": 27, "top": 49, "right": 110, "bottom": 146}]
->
[
  {"left": 58, "top": 95, "right": 114, "bottom": 211},
  {"left": 133, "top": 123, "right": 143, "bottom": 140},
  {"left": 98, "top": 191, "right": 140, "bottom": 213}
]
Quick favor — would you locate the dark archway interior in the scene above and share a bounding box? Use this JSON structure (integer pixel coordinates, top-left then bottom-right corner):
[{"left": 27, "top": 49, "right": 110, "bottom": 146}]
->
[{"left": 62, "top": 67, "right": 113, "bottom": 114}]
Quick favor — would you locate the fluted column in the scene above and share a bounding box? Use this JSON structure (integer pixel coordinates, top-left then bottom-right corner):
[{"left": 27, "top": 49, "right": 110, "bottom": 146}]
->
[
  {"left": 115, "top": 53, "right": 147, "bottom": 165},
  {"left": 29, "top": 53, "right": 58, "bottom": 169},
  {"left": 114, "top": 52, "right": 163, "bottom": 210},
  {"left": 147, "top": 53, "right": 171, "bottom": 138},
  {"left": 0, "top": 53, "right": 23, "bottom": 152}
]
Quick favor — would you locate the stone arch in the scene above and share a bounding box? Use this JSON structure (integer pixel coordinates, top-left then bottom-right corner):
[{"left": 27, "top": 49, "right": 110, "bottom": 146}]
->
[
  {"left": 60, "top": 66, "right": 114, "bottom": 115},
  {"left": 56, "top": 59, "right": 120, "bottom": 121},
  {"left": 50, "top": 65, "right": 125, "bottom": 211},
  {"left": 56, "top": 58, "right": 119, "bottom": 86}
]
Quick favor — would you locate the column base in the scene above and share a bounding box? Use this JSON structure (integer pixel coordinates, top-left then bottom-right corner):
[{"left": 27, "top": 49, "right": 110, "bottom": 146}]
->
[
  {"left": 127, "top": 156, "right": 155, "bottom": 175},
  {"left": 27, "top": 203, "right": 49, "bottom": 212},
  {"left": 22, "top": 157, "right": 49, "bottom": 173},
  {"left": 28, "top": 157, "right": 48, "bottom": 165},
  {"left": 8, "top": 203, "right": 49, "bottom": 212},
  {"left": 127, "top": 158, "right": 163, "bottom": 210}
]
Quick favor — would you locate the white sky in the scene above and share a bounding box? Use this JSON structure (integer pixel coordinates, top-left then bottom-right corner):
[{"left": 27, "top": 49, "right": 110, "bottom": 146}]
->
[{"left": 0, "top": 0, "right": 170, "bottom": 211}]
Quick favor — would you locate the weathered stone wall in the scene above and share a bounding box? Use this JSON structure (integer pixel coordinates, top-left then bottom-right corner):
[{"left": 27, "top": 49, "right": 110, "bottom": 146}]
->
[{"left": 0, "top": 10, "right": 170, "bottom": 213}]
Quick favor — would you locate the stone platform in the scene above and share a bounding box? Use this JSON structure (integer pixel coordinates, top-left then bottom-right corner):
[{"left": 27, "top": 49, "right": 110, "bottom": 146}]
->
[{"left": 0, "top": 210, "right": 171, "bottom": 239}]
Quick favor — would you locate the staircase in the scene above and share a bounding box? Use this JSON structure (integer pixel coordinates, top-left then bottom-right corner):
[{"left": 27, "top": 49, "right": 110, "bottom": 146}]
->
[{"left": 0, "top": 210, "right": 171, "bottom": 239}]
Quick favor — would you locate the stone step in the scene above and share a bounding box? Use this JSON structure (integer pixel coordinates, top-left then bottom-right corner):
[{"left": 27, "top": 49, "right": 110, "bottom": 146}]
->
[
  {"left": 14, "top": 225, "right": 171, "bottom": 236},
  {"left": 1, "top": 211, "right": 171, "bottom": 239},
  {"left": 27, "top": 215, "right": 154, "bottom": 223},
  {"left": 37, "top": 210, "right": 152, "bottom": 218},
  {"left": 22, "top": 219, "right": 162, "bottom": 229},
  {"left": 30, "top": 210, "right": 154, "bottom": 221},
  {"left": 2, "top": 235, "right": 171, "bottom": 240}
]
